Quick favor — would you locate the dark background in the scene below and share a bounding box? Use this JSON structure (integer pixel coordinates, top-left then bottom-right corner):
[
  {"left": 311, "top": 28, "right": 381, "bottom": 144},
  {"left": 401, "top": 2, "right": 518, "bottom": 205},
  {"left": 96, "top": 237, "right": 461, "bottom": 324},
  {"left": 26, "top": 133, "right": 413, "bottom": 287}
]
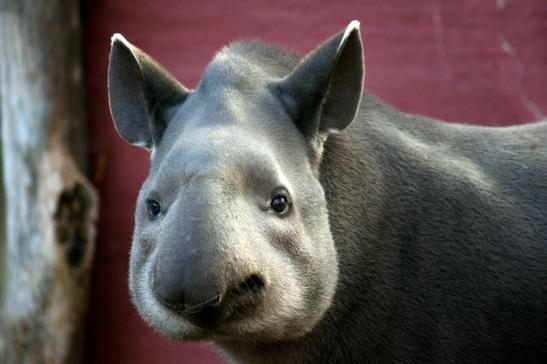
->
[{"left": 82, "top": 0, "right": 547, "bottom": 362}]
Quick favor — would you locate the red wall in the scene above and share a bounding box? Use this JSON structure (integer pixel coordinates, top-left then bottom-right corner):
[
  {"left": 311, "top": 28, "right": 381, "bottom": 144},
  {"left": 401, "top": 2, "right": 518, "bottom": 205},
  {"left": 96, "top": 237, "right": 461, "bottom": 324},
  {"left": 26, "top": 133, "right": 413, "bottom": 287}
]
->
[{"left": 82, "top": 1, "right": 547, "bottom": 363}]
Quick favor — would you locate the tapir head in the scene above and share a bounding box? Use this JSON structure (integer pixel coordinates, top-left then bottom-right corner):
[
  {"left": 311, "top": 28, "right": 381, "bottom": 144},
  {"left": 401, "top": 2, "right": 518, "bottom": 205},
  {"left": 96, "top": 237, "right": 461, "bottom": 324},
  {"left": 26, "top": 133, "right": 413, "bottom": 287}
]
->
[{"left": 108, "top": 21, "right": 364, "bottom": 341}]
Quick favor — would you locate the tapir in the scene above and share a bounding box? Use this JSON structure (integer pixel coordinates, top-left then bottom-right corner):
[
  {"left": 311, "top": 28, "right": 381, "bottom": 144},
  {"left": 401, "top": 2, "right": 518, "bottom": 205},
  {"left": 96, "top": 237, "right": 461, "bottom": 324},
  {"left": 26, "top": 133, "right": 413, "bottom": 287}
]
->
[{"left": 107, "top": 21, "right": 547, "bottom": 363}]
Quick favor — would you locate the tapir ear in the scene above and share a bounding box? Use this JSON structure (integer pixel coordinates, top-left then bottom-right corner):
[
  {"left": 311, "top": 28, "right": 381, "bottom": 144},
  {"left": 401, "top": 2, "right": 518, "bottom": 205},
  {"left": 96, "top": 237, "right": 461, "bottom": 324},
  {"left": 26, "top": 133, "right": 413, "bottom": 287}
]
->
[
  {"left": 108, "top": 34, "right": 189, "bottom": 148},
  {"left": 276, "top": 20, "right": 364, "bottom": 142}
]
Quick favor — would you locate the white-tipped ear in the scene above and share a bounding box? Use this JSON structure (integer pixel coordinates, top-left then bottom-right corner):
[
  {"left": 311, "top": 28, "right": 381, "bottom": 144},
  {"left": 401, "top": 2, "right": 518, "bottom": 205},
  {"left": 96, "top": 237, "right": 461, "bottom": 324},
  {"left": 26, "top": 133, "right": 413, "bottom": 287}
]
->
[
  {"left": 274, "top": 21, "right": 364, "bottom": 142},
  {"left": 111, "top": 33, "right": 129, "bottom": 46},
  {"left": 339, "top": 20, "right": 361, "bottom": 51},
  {"left": 108, "top": 34, "right": 189, "bottom": 148}
]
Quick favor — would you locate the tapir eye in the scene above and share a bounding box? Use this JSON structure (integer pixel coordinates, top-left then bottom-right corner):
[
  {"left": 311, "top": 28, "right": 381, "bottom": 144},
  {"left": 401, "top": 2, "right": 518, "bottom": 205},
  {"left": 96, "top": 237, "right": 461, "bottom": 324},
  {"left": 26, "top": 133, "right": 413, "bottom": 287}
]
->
[
  {"left": 146, "top": 199, "right": 162, "bottom": 219},
  {"left": 270, "top": 195, "right": 289, "bottom": 214}
]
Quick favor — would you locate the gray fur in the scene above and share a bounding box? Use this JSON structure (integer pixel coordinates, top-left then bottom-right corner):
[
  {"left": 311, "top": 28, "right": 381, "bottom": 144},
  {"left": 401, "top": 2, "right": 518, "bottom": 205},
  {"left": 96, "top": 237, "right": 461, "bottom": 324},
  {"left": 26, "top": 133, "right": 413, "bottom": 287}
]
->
[{"left": 108, "top": 22, "right": 547, "bottom": 363}]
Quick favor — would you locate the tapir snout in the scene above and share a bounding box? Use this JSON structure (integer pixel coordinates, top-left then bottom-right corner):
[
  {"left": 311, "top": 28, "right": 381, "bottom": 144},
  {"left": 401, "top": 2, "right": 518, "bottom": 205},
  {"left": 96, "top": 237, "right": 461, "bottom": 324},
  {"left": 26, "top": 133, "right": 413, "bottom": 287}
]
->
[
  {"left": 150, "top": 180, "right": 266, "bottom": 328},
  {"left": 152, "top": 252, "right": 266, "bottom": 328},
  {"left": 152, "top": 246, "right": 266, "bottom": 328}
]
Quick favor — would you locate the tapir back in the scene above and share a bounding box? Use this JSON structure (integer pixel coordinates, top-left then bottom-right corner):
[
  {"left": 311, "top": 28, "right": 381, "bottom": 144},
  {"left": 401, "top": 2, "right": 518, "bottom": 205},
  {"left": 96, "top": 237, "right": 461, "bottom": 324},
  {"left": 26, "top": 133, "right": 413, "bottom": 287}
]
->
[{"left": 320, "top": 94, "right": 547, "bottom": 362}]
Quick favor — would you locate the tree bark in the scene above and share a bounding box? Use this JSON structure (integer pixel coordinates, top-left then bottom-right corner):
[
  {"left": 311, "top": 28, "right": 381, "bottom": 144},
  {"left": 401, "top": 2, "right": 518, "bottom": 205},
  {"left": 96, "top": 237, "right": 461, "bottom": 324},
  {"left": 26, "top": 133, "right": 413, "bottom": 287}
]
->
[{"left": 0, "top": 0, "right": 98, "bottom": 362}]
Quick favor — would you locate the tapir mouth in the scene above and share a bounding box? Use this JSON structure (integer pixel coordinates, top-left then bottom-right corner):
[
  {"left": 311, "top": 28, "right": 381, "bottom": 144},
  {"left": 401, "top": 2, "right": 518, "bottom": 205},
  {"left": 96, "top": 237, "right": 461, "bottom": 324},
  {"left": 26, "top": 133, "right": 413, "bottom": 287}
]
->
[
  {"left": 182, "top": 304, "right": 235, "bottom": 329},
  {"left": 153, "top": 273, "right": 267, "bottom": 330}
]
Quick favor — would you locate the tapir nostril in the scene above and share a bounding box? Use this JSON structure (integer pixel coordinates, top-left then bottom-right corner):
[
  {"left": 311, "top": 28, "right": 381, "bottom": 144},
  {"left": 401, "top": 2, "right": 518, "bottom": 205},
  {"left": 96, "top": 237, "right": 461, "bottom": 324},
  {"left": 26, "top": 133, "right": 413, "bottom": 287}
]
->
[{"left": 238, "top": 274, "right": 265, "bottom": 294}]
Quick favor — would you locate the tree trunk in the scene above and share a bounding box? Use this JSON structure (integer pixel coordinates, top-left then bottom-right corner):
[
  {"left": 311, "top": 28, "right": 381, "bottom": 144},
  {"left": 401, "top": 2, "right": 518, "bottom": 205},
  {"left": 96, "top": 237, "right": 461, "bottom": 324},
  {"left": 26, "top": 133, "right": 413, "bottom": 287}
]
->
[{"left": 0, "top": 0, "right": 98, "bottom": 362}]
